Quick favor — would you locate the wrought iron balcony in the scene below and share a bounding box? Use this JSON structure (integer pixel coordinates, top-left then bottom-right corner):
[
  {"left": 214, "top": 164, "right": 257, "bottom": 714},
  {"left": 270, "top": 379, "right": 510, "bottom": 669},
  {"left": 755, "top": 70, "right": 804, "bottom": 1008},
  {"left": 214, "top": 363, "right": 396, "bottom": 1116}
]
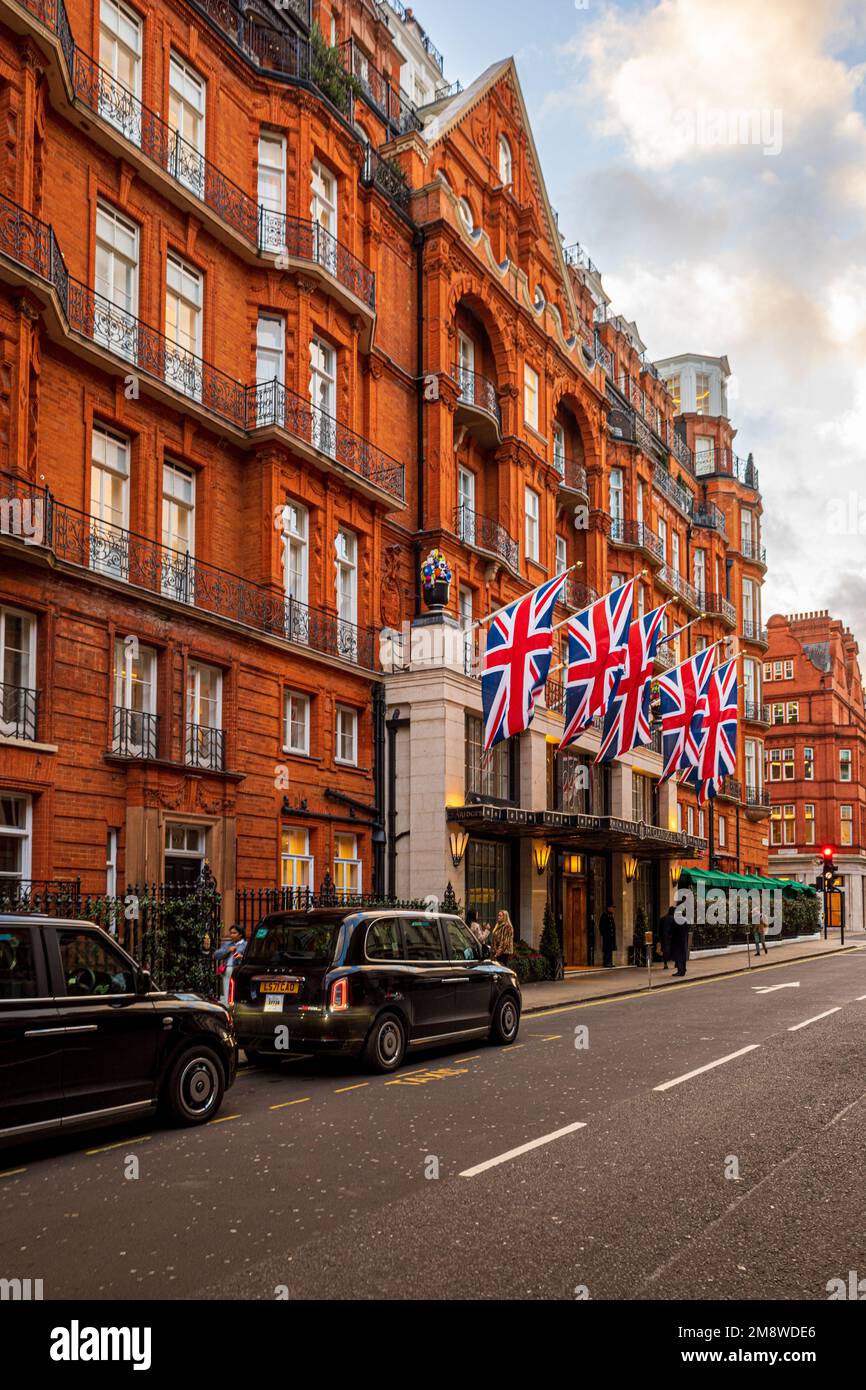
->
[
  {"left": 694, "top": 447, "right": 760, "bottom": 491},
  {"left": 716, "top": 777, "right": 742, "bottom": 802},
  {"left": 593, "top": 332, "right": 613, "bottom": 376},
  {"left": 657, "top": 565, "right": 700, "bottom": 610},
  {"left": 379, "top": 0, "right": 445, "bottom": 72},
  {"left": 609, "top": 518, "right": 664, "bottom": 563},
  {"left": 185, "top": 723, "right": 225, "bottom": 771},
  {"left": 743, "top": 700, "right": 771, "bottom": 725},
  {"left": 739, "top": 535, "right": 767, "bottom": 566},
  {"left": 454, "top": 505, "right": 519, "bottom": 572},
  {"left": 654, "top": 644, "right": 677, "bottom": 671},
  {"left": 361, "top": 146, "right": 412, "bottom": 214},
  {"left": 742, "top": 620, "right": 769, "bottom": 647},
  {"left": 745, "top": 786, "right": 772, "bottom": 811},
  {"left": 258, "top": 213, "right": 375, "bottom": 309},
  {"left": 545, "top": 680, "right": 565, "bottom": 715},
  {"left": 1, "top": 470, "right": 380, "bottom": 670},
  {"left": 699, "top": 592, "right": 737, "bottom": 627},
  {"left": 112, "top": 706, "right": 159, "bottom": 760},
  {"left": 451, "top": 363, "right": 502, "bottom": 438},
  {"left": 692, "top": 500, "right": 727, "bottom": 536},
  {"left": 563, "top": 242, "right": 601, "bottom": 277},
  {"left": 566, "top": 578, "right": 599, "bottom": 611},
  {"left": 553, "top": 454, "right": 588, "bottom": 496},
  {"left": 340, "top": 40, "right": 421, "bottom": 138},
  {"left": 653, "top": 463, "right": 694, "bottom": 518},
  {"left": 0, "top": 683, "right": 38, "bottom": 741},
  {"left": 0, "top": 195, "right": 401, "bottom": 503}
]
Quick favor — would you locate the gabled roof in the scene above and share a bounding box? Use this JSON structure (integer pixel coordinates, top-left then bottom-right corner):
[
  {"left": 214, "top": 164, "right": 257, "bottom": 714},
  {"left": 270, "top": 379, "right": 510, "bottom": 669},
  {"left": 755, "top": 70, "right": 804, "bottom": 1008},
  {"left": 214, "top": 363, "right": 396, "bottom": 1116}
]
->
[{"left": 419, "top": 57, "right": 580, "bottom": 337}]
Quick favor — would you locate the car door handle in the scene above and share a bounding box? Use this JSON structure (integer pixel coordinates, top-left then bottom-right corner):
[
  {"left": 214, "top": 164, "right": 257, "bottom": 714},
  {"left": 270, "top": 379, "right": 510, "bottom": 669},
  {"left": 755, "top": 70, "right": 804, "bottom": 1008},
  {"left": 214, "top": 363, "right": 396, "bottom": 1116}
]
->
[
  {"left": 63, "top": 1025, "right": 99, "bottom": 1034},
  {"left": 24, "top": 1025, "right": 99, "bottom": 1037}
]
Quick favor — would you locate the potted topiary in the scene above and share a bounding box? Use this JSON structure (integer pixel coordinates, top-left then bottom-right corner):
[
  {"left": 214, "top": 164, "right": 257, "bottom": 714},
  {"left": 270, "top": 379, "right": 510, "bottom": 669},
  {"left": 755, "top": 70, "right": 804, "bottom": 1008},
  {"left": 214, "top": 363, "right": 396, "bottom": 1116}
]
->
[
  {"left": 421, "top": 548, "right": 452, "bottom": 610},
  {"left": 539, "top": 899, "right": 564, "bottom": 980}
]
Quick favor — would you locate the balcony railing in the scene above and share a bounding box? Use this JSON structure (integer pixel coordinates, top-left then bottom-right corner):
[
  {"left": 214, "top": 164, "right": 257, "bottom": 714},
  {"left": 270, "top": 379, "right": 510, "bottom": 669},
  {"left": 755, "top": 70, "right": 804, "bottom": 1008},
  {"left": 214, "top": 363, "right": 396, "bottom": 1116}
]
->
[
  {"left": 452, "top": 364, "right": 502, "bottom": 430},
  {"left": 340, "top": 40, "right": 421, "bottom": 137},
  {"left": 185, "top": 723, "right": 225, "bottom": 771},
  {"left": 657, "top": 565, "right": 700, "bottom": 609},
  {"left": 454, "top": 505, "right": 519, "bottom": 571},
  {"left": 379, "top": 0, "right": 445, "bottom": 73},
  {"left": 258, "top": 213, "right": 375, "bottom": 308},
  {"left": 692, "top": 501, "right": 727, "bottom": 536},
  {"left": 112, "top": 706, "right": 159, "bottom": 760},
  {"left": 653, "top": 463, "right": 693, "bottom": 517},
  {"left": 743, "top": 700, "right": 771, "bottom": 724},
  {"left": 361, "top": 146, "right": 412, "bottom": 214},
  {"left": 695, "top": 447, "right": 760, "bottom": 491},
  {"left": 739, "top": 536, "right": 767, "bottom": 566},
  {"left": 566, "top": 578, "right": 599, "bottom": 612},
  {"left": 563, "top": 242, "right": 601, "bottom": 277},
  {"left": 1, "top": 470, "right": 380, "bottom": 669},
  {"left": 0, "top": 195, "right": 402, "bottom": 503},
  {"left": 742, "top": 621, "right": 769, "bottom": 646},
  {"left": 655, "top": 645, "right": 676, "bottom": 671},
  {"left": 745, "top": 786, "right": 772, "bottom": 811},
  {"left": 716, "top": 777, "right": 742, "bottom": 802},
  {"left": 700, "top": 592, "right": 737, "bottom": 626},
  {"left": 610, "top": 518, "right": 664, "bottom": 563},
  {"left": 594, "top": 332, "right": 613, "bottom": 376},
  {"left": 0, "top": 683, "right": 38, "bottom": 741},
  {"left": 553, "top": 454, "right": 588, "bottom": 495}
]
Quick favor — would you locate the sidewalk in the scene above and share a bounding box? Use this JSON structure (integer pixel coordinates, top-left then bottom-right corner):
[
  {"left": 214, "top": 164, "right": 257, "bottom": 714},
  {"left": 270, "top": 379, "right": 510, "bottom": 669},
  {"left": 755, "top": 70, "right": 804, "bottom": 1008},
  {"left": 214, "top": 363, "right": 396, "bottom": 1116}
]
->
[{"left": 520, "top": 933, "right": 863, "bottom": 1014}]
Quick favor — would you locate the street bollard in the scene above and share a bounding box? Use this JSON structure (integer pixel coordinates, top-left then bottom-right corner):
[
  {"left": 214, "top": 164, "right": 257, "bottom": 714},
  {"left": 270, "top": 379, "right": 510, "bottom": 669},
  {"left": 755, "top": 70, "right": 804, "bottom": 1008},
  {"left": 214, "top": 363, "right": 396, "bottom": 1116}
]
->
[{"left": 644, "top": 930, "right": 654, "bottom": 991}]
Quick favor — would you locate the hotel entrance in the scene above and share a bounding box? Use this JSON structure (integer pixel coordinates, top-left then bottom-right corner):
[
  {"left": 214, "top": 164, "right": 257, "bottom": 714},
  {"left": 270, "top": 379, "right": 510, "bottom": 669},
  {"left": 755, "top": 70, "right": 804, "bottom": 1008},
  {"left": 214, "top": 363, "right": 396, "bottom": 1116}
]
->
[{"left": 559, "top": 852, "right": 609, "bottom": 969}]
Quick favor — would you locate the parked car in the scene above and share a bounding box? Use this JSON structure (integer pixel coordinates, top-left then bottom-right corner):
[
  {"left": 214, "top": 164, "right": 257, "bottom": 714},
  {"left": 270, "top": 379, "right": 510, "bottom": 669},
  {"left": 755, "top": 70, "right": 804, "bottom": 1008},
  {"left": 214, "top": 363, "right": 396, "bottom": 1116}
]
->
[
  {"left": 231, "top": 908, "right": 521, "bottom": 1073},
  {"left": 0, "top": 914, "right": 237, "bottom": 1146}
]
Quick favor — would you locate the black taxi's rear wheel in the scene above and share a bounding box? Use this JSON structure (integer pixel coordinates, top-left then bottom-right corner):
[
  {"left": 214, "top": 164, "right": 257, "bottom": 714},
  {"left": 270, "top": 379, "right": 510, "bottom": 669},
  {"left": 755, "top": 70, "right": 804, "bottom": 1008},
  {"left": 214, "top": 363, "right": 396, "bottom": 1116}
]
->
[
  {"left": 490, "top": 993, "right": 520, "bottom": 1046},
  {"left": 363, "top": 1012, "right": 406, "bottom": 1074},
  {"left": 163, "top": 1047, "right": 225, "bottom": 1125}
]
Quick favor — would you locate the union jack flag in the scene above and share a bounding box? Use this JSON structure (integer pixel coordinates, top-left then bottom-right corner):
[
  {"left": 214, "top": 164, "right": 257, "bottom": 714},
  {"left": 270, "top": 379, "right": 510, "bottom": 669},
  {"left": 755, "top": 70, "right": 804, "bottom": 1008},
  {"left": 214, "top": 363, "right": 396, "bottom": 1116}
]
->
[
  {"left": 596, "top": 604, "right": 668, "bottom": 764},
  {"left": 482, "top": 573, "right": 570, "bottom": 752},
  {"left": 657, "top": 648, "right": 716, "bottom": 783},
  {"left": 561, "top": 580, "right": 635, "bottom": 749},
  {"left": 688, "top": 658, "right": 739, "bottom": 802}
]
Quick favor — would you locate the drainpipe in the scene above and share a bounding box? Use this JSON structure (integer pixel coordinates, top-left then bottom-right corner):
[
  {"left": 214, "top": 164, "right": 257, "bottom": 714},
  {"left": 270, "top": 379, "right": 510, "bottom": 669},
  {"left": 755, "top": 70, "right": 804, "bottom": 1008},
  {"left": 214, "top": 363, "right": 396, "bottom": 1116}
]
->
[
  {"left": 387, "top": 708, "right": 410, "bottom": 898},
  {"left": 372, "top": 683, "right": 386, "bottom": 896},
  {"left": 414, "top": 226, "right": 426, "bottom": 618}
]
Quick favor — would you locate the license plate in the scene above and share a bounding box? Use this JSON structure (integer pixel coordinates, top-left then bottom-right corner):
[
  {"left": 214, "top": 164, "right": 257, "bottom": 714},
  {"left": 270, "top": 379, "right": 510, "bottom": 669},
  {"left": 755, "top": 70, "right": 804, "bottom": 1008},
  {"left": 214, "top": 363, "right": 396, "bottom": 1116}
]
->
[
  {"left": 264, "top": 996, "right": 284, "bottom": 1014},
  {"left": 259, "top": 981, "right": 300, "bottom": 995}
]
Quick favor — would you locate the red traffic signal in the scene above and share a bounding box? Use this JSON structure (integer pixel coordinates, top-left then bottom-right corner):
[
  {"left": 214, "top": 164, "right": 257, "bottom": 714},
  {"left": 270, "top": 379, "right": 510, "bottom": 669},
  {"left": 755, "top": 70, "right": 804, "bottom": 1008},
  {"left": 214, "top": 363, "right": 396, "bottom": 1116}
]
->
[{"left": 821, "top": 845, "right": 836, "bottom": 860}]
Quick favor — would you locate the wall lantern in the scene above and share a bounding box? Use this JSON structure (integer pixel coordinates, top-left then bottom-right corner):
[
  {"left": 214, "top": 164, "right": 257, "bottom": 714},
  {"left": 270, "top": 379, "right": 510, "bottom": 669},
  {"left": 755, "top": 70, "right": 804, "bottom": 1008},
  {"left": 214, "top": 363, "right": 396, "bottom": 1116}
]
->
[
  {"left": 624, "top": 855, "right": 640, "bottom": 883},
  {"left": 448, "top": 828, "right": 470, "bottom": 869},
  {"left": 564, "top": 853, "right": 584, "bottom": 876},
  {"left": 670, "top": 863, "right": 683, "bottom": 888},
  {"left": 533, "top": 843, "right": 552, "bottom": 876}
]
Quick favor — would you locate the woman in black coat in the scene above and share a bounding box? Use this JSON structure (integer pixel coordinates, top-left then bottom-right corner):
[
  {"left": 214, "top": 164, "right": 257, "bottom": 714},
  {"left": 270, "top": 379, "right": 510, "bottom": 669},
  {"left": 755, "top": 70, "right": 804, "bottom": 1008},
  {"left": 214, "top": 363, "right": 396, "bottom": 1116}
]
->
[{"left": 668, "top": 909, "right": 689, "bottom": 978}]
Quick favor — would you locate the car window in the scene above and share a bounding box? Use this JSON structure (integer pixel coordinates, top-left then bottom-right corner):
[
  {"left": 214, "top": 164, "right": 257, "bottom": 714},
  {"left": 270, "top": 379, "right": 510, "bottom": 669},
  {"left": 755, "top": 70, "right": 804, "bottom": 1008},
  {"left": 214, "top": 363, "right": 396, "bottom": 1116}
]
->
[
  {"left": 0, "top": 928, "right": 39, "bottom": 999},
  {"left": 366, "top": 918, "right": 401, "bottom": 961},
  {"left": 58, "top": 930, "right": 136, "bottom": 996},
  {"left": 443, "top": 918, "right": 480, "bottom": 962},
  {"left": 402, "top": 917, "right": 444, "bottom": 962}
]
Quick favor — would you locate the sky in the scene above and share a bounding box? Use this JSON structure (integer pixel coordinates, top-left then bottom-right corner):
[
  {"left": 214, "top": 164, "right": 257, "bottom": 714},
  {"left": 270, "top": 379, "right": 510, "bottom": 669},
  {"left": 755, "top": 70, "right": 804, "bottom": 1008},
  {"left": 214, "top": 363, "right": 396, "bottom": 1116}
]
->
[{"left": 417, "top": 0, "right": 866, "bottom": 654}]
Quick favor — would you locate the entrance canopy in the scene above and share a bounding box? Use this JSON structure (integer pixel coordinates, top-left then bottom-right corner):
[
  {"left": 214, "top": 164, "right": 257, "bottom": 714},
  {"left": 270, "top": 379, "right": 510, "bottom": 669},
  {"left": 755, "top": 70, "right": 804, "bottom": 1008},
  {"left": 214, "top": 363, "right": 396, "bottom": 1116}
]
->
[
  {"left": 681, "top": 868, "right": 817, "bottom": 896},
  {"left": 447, "top": 803, "right": 706, "bottom": 862}
]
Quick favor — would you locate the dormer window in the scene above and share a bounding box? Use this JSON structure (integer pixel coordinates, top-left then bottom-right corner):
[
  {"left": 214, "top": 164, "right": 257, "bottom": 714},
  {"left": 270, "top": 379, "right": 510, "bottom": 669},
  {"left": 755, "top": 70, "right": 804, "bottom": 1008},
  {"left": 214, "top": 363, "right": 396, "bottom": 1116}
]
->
[{"left": 498, "top": 135, "right": 513, "bottom": 186}]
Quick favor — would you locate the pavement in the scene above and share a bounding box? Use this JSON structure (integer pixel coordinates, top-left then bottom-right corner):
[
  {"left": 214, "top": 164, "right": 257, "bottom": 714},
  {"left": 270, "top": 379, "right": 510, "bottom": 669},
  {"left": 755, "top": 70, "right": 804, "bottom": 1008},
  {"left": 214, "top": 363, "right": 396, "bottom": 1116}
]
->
[
  {"left": 2, "top": 939, "right": 866, "bottom": 1301},
  {"left": 521, "top": 930, "right": 859, "bottom": 1011}
]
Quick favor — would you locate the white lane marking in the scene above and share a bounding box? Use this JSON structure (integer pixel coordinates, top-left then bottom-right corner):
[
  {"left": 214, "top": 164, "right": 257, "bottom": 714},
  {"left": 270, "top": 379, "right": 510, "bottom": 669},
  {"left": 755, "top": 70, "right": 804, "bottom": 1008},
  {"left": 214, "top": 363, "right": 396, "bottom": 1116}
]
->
[
  {"left": 459, "top": 1122, "right": 586, "bottom": 1178},
  {"left": 654, "top": 1045, "right": 760, "bottom": 1092},
  {"left": 856, "top": 994, "right": 866, "bottom": 1002},
  {"left": 788, "top": 1007, "right": 842, "bottom": 1032},
  {"left": 752, "top": 982, "right": 800, "bottom": 993}
]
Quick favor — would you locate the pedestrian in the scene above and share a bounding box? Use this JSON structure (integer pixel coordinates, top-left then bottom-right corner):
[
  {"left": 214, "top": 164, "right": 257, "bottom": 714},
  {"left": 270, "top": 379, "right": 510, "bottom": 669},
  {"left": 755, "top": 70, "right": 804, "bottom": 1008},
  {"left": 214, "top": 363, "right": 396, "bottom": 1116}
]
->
[
  {"left": 491, "top": 909, "right": 514, "bottom": 966},
  {"left": 659, "top": 905, "right": 676, "bottom": 972},
  {"left": 598, "top": 903, "right": 617, "bottom": 968},
  {"left": 669, "top": 905, "right": 689, "bottom": 978},
  {"left": 214, "top": 924, "right": 247, "bottom": 1005},
  {"left": 466, "top": 907, "right": 490, "bottom": 950},
  {"left": 753, "top": 911, "right": 769, "bottom": 957}
]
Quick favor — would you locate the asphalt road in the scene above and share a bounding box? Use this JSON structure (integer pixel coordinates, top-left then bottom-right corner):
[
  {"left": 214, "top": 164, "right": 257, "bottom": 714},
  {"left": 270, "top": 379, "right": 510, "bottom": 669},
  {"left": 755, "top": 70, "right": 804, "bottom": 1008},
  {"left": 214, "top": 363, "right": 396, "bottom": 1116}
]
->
[{"left": 3, "top": 947, "right": 866, "bottom": 1301}]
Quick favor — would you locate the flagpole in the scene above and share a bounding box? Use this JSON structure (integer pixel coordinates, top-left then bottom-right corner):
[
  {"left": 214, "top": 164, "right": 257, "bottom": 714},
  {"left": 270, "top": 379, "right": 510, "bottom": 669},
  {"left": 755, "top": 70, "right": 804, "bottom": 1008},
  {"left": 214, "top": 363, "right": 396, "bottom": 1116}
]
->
[
  {"left": 657, "top": 613, "right": 706, "bottom": 648},
  {"left": 550, "top": 570, "right": 650, "bottom": 636},
  {"left": 466, "top": 563, "right": 583, "bottom": 636}
]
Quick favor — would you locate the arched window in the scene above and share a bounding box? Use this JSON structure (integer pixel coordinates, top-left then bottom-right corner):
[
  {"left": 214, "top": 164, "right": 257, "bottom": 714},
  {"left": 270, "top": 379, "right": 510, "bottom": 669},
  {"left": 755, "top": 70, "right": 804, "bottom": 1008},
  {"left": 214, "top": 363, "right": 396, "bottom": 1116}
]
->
[
  {"left": 498, "top": 135, "right": 513, "bottom": 186},
  {"left": 457, "top": 197, "right": 474, "bottom": 232}
]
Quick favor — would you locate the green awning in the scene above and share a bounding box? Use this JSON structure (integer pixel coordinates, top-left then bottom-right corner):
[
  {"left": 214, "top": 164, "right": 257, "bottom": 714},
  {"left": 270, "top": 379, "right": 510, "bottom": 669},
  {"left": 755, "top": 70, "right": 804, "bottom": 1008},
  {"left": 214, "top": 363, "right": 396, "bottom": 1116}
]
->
[{"left": 680, "top": 868, "right": 816, "bottom": 897}]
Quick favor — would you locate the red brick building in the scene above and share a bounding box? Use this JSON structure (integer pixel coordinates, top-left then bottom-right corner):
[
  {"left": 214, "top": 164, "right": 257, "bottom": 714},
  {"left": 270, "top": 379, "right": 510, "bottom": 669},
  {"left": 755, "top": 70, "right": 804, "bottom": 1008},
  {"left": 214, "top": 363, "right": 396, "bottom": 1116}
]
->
[
  {"left": 765, "top": 611, "right": 866, "bottom": 931},
  {"left": 0, "top": 0, "right": 767, "bottom": 950}
]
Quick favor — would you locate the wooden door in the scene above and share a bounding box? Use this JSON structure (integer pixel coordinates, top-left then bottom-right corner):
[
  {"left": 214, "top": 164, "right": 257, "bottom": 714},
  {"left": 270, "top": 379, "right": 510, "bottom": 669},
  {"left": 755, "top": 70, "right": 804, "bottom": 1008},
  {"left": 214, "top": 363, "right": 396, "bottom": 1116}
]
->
[{"left": 564, "top": 879, "right": 588, "bottom": 967}]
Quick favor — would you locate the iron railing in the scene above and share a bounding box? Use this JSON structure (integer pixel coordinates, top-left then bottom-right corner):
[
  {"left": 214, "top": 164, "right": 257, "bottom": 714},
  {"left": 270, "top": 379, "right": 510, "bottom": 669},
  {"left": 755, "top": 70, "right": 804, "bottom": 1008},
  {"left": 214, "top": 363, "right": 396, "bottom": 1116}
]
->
[
  {"left": 112, "top": 706, "right": 160, "bottom": 760},
  {"left": 654, "top": 645, "right": 676, "bottom": 670},
  {"left": 594, "top": 332, "right": 613, "bottom": 375},
  {"left": 340, "top": 39, "right": 420, "bottom": 137},
  {"left": 566, "top": 578, "right": 599, "bottom": 611},
  {"left": 554, "top": 454, "right": 588, "bottom": 495},
  {"left": 258, "top": 212, "right": 375, "bottom": 307},
  {"left": 0, "top": 683, "right": 38, "bottom": 741},
  {"left": 742, "top": 621, "right": 769, "bottom": 646},
  {"left": 454, "top": 505, "right": 519, "bottom": 571},
  {"left": 185, "top": 723, "right": 225, "bottom": 771},
  {"left": 716, "top": 777, "right": 742, "bottom": 802},
  {"left": 235, "top": 884, "right": 426, "bottom": 933},
  {"left": 743, "top": 701, "right": 771, "bottom": 724},
  {"left": 653, "top": 463, "right": 693, "bottom": 517},
  {"left": 361, "top": 146, "right": 413, "bottom": 213},
  {"left": 739, "top": 535, "right": 767, "bottom": 565},
  {"left": 0, "top": 878, "right": 82, "bottom": 915},
  {"left": 563, "top": 242, "right": 601, "bottom": 277},
  {"left": 0, "top": 470, "right": 380, "bottom": 669},
  {"left": 657, "top": 565, "right": 700, "bottom": 609},
  {"left": 692, "top": 501, "right": 727, "bottom": 536},
  {"left": 745, "top": 787, "right": 772, "bottom": 810},
  {"left": 700, "top": 592, "right": 737, "bottom": 626},
  {"left": 379, "top": 0, "right": 445, "bottom": 72},
  {"left": 452, "top": 364, "right": 502, "bottom": 430},
  {"left": 695, "top": 447, "right": 760, "bottom": 491},
  {"left": 0, "top": 195, "right": 402, "bottom": 502},
  {"left": 434, "top": 79, "right": 463, "bottom": 101},
  {"left": 610, "top": 518, "right": 664, "bottom": 563}
]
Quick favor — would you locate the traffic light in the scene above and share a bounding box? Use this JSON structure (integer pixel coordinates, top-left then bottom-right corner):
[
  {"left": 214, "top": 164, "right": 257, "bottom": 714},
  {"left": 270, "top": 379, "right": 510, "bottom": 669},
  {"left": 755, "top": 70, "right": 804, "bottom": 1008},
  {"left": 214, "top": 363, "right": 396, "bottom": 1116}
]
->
[{"left": 820, "top": 846, "right": 837, "bottom": 890}]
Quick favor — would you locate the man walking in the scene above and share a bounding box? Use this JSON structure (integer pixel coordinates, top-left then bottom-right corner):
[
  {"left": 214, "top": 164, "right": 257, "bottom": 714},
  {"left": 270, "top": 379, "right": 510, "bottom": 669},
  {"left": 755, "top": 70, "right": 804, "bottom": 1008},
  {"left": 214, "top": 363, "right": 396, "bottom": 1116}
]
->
[
  {"left": 669, "top": 906, "right": 689, "bottom": 979},
  {"left": 659, "top": 905, "right": 676, "bottom": 972},
  {"left": 598, "top": 903, "right": 617, "bottom": 969}
]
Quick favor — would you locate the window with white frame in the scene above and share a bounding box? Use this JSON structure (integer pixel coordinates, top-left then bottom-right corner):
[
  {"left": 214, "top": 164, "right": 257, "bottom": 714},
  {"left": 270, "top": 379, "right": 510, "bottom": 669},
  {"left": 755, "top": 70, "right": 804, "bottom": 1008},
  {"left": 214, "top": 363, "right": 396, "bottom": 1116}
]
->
[
  {"left": 281, "top": 501, "right": 308, "bottom": 608},
  {"left": 718, "top": 814, "right": 726, "bottom": 848},
  {"left": 770, "top": 806, "right": 782, "bottom": 847},
  {"left": 161, "top": 461, "right": 195, "bottom": 602},
  {"left": 784, "top": 660, "right": 794, "bottom": 680},
  {"left": 787, "top": 701, "right": 799, "bottom": 723},
  {"left": 90, "top": 426, "right": 130, "bottom": 578},
  {"left": 112, "top": 638, "right": 157, "bottom": 757},
  {"left": 525, "top": 487, "right": 540, "bottom": 563},
  {"left": 841, "top": 804, "right": 853, "bottom": 847},
  {"left": 498, "top": 134, "right": 513, "bottom": 186},
  {"left": 0, "top": 793, "right": 31, "bottom": 884},
  {"left": 743, "top": 657, "right": 757, "bottom": 708},
  {"left": 256, "top": 315, "right": 285, "bottom": 426},
  {"left": 657, "top": 516, "right": 667, "bottom": 561},
  {"left": 335, "top": 529, "right": 358, "bottom": 631},
  {"left": 665, "top": 375, "right": 681, "bottom": 411},
  {"left": 0, "top": 607, "right": 36, "bottom": 741},
  {"left": 695, "top": 372, "right": 711, "bottom": 415},
  {"left": 95, "top": 203, "right": 139, "bottom": 357},
  {"left": 185, "top": 661, "right": 222, "bottom": 768},
  {"left": 671, "top": 529, "right": 680, "bottom": 575},
  {"left": 783, "top": 746, "right": 795, "bottom": 781},
  {"left": 457, "top": 466, "right": 476, "bottom": 544},
  {"left": 804, "top": 746, "right": 814, "bottom": 780},
  {"left": 335, "top": 704, "right": 358, "bottom": 766},
  {"left": 742, "top": 577, "right": 756, "bottom": 629},
  {"left": 524, "top": 363, "right": 539, "bottom": 431},
  {"left": 168, "top": 52, "right": 206, "bottom": 194},
  {"left": 740, "top": 508, "right": 753, "bottom": 555},
  {"left": 693, "top": 548, "right": 706, "bottom": 594},
  {"left": 804, "top": 803, "right": 815, "bottom": 845},
  {"left": 459, "top": 586, "right": 474, "bottom": 673},
  {"left": 694, "top": 434, "right": 714, "bottom": 473},
  {"left": 783, "top": 803, "right": 795, "bottom": 845},
  {"left": 553, "top": 421, "right": 566, "bottom": 474},
  {"left": 311, "top": 160, "right": 338, "bottom": 275},
  {"left": 763, "top": 661, "right": 772, "bottom": 682},
  {"left": 772, "top": 702, "right": 784, "bottom": 725},
  {"left": 556, "top": 535, "right": 568, "bottom": 576},
  {"left": 310, "top": 337, "right": 336, "bottom": 456},
  {"left": 281, "top": 826, "right": 313, "bottom": 891},
  {"left": 768, "top": 748, "right": 782, "bottom": 781},
  {"left": 99, "top": 0, "right": 142, "bottom": 141},
  {"left": 840, "top": 749, "right": 852, "bottom": 782},
  {"left": 258, "top": 131, "right": 286, "bottom": 252},
  {"left": 333, "top": 832, "right": 361, "bottom": 899},
  {"left": 284, "top": 691, "right": 310, "bottom": 756},
  {"left": 745, "top": 738, "right": 759, "bottom": 794},
  {"left": 636, "top": 479, "right": 645, "bottom": 527},
  {"left": 165, "top": 254, "right": 202, "bottom": 398},
  {"left": 609, "top": 468, "right": 624, "bottom": 527},
  {"left": 106, "top": 827, "right": 118, "bottom": 900},
  {"left": 687, "top": 805, "right": 694, "bottom": 836}
]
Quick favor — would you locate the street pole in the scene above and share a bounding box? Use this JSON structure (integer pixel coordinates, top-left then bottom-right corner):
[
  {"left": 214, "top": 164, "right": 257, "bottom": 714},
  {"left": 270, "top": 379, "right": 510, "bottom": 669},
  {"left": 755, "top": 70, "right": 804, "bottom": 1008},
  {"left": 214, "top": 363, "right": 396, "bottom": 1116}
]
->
[{"left": 823, "top": 886, "right": 828, "bottom": 941}]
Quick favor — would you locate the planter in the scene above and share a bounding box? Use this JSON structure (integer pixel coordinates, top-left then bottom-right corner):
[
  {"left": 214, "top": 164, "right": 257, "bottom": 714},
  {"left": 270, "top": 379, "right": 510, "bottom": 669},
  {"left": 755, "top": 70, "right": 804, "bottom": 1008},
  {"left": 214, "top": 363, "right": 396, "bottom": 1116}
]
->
[{"left": 423, "top": 579, "right": 451, "bottom": 609}]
